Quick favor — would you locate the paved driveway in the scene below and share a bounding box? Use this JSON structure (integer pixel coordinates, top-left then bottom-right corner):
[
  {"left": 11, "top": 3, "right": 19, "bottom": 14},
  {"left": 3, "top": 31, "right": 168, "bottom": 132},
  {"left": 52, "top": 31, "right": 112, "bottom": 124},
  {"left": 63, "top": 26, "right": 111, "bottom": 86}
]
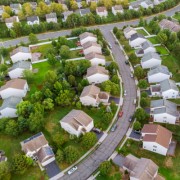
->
[
  {"left": 109, "top": 97, "right": 120, "bottom": 104},
  {"left": 45, "top": 161, "right": 61, "bottom": 179},
  {"left": 129, "top": 130, "right": 141, "bottom": 140},
  {"left": 112, "top": 154, "right": 125, "bottom": 167}
]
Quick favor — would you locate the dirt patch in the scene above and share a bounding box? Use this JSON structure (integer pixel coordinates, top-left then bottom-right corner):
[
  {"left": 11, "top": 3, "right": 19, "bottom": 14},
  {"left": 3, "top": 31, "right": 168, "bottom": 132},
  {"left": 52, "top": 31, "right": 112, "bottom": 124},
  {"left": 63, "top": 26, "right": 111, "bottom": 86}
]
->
[{"left": 165, "top": 157, "right": 173, "bottom": 168}]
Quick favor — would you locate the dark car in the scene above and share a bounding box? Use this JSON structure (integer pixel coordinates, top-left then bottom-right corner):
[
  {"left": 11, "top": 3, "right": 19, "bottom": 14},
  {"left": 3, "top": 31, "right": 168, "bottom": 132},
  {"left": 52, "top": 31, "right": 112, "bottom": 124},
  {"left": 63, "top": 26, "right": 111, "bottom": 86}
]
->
[
  {"left": 129, "top": 116, "right": 133, "bottom": 122},
  {"left": 134, "top": 130, "right": 141, "bottom": 134},
  {"left": 125, "top": 60, "right": 129, "bottom": 65}
]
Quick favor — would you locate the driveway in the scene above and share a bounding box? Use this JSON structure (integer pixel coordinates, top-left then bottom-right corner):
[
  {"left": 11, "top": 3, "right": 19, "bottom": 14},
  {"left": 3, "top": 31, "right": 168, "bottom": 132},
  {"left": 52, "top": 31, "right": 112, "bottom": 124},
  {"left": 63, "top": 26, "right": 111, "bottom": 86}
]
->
[
  {"left": 45, "top": 161, "right": 61, "bottom": 179},
  {"left": 112, "top": 154, "right": 125, "bottom": 167},
  {"left": 109, "top": 96, "right": 120, "bottom": 104},
  {"left": 129, "top": 130, "right": 141, "bottom": 140},
  {"left": 167, "top": 140, "right": 177, "bottom": 156}
]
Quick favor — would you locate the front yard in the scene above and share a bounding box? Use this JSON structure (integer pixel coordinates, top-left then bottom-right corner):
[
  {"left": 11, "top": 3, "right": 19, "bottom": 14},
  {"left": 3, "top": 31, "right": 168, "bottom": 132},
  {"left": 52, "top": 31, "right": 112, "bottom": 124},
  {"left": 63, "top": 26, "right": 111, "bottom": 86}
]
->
[{"left": 147, "top": 36, "right": 160, "bottom": 44}]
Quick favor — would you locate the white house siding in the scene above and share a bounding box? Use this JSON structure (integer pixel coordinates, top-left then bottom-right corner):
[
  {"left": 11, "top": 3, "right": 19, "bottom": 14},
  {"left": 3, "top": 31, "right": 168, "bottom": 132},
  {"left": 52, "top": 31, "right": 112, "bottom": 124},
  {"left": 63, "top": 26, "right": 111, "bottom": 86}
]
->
[
  {"left": 11, "top": 52, "right": 32, "bottom": 63},
  {"left": 80, "top": 96, "right": 98, "bottom": 107},
  {"left": 153, "top": 113, "right": 176, "bottom": 124},
  {"left": 83, "top": 46, "right": 102, "bottom": 55},
  {"left": 124, "top": 30, "right": 137, "bottom": 39},
  {"left": 143, "top": 141, "right": 168, "bottom": 156},
  {"left": 129, "top": 38, "right": 146, "bottom": 48},
  {"left": 47, "top": 18, "right": 57, "bottom": 23},
  {"left": 97, "top": 11, "right": 108, "bottom": 18},
  {"left": 87, "top": 74, "right": 109, "bottom": 84},
  {"left": 141, "top": 59, "right": 161, "bottom": 69},
  {"left": 85, "top": 120, "right": 94, "bottom": 132},
  {"left": 148, "top": 73, "right": 170, "bottom": 83},
  {"left": 0, "top": 107, "right": 17, "bottom": 118},
  {"left": 112, "top": 8, "right": 123, "bottom": 16},
  {"left": 6, "top": 23, "right": 13, "bottom": 29},
  {"left": 80, "top": 37, "right": 97, "bottom": 45},
  {"left": 90, "top": 58, "right": 105, "bottom": 66},
  {"left": 27, "top": 20, "right": 39, "bottom": 26},
  {"left": 41, "top": 157, "right": 55, "bottom": 166},
  {"left": 144, "top": 47, "right": 156, "bottom": 54},
  {"left": 162, "top": 90, "right": 179, "bottom": 99}
]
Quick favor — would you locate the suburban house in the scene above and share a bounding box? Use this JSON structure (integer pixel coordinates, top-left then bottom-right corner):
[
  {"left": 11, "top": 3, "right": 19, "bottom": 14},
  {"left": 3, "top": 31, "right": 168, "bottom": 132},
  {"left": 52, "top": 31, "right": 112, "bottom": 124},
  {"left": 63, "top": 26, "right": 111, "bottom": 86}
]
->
[
  {"left": 154, "top": 0, "right": 166, "bottom": 5},
  {"left": 79, "top": 8, "right": 91, "bottom": 16},
  {"left": 86, "top": 66, "right": 109, "bottom": 84},
  {"left": 123, "top": 26, "right": 137, "bottom": 39},
  {"left": 82, "top": 42, "right": 102, "bottom": 55},
  {"left": 129, "top": 33, "right": 146, "bottom": 48},
  {"left": 129, "top": 1, "right": 141, "bottom": 11},
  {"left": 96, "top": 7, "right": 108, "bottom": 18},
  {"left": 112, "top": 5, "right": 123, "bottom": 15},
  {"left": 20, "top": 132, "right": 55, "bottom": 167},
  {"left": 123, "top": 154, "right": 159, "bottom": 180},
  {"left": 79, "top": 32, "right": 97, "bottom": 45},
  {"left": 140, "top": 0, "right": 154, "bottom": 9},
  {"left": 27, "top": 16, "right": 40, "bottom": 25},
  {"left": 85, "top": 52, "right": 105, "bottom": 66},
  {"left": 10, "top": 3, "right": 22, "bottom": 14},
  {"left": 135, "top": 40, "right": 156, "bottom": 57},
  {"left": 141, "top": 124, "right": 172, "bottom": 156},
  {"left": 0, "top": 79, "right": 28, "bottom": 99},
  {"left": 60, "top": 109, "right": 94, "bottom": 137},
  {"left": 159, "top": 19, "right": 180, "bottom": 33},
  {"left": 46, "top": 13, "right": 57, "bottom": 23},
  {"left": 8, "top": 61, "right": 32, "bottom": 79},
  {"left": 5, "top": 16, "right": 19, "bottom": 29},
  {"left": 62, "top": 11, "right": 73, "bottom": 21},
  {"left": 80, "top": 84, "right": 109, "bottom": 107},
  {"left": 29, "top": 2, "right": 37, "bottom": 10},
  {"left": 147, "top": 65, "right": 171, "bottom": 83},
  {"left": 140, "top": 52, "right": 162, "bottom": 69},
  {"left": 86, "top": 0, "right": 98, "bottom": 4},
  {"left": 150, "top": 99, "right": 179, "bottom": 124},
  {"left": 10, "top": 46, "right": 32, "bottom": 63},
  {"left": 76, "top": 0, "right": 82, "bottom": 8},
  {"left": 0, "top": 96, "right": 22, "bottom": 118}
]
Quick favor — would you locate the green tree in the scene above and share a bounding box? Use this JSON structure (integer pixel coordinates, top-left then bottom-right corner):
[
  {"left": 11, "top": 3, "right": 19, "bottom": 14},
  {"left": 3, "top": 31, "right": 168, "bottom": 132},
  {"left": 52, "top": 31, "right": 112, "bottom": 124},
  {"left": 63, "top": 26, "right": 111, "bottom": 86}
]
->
[
  {"left": 99, "top": 161, "right": 112, "bottom": 176},
  {"left": 134, "top": 66, "right": 145, "bottom": 80},
  {"left": 56, "top": 149, "right": 64, "bottom": 163},
  {"left": 60, "top": 45, "right": 70, "bottom": 59},
  {"left": 43, "top": 98, "right": 54, "bottom": 110},
  {"left": 64, "top": 146, "right": 80, "bottom": 164},
  {"left": 138, "top": 79, "right": 148, "bottom": 89},
  {"left": 133, "top": 121, "right": 141, "bottom": 130},
  {"left": 82, "top": 132, "right": 97, "bottom": 149},
  {"left": 47, "top": 53, "right": 57, "bottom": 67},
  {"left": 5, "top": 119, "right": 19, "bottom": 136},
  {"left": 16, "top": 101, "right": 33, "bottom": 118},
  {"left": 70, "top": 0, "right": 78, "bottom": 10},
  {"left": 0, "top": 161, "right": 11, "bottom": 180},
  {"left": 90, "top": 2, "right": 97, "bottom": 12},
  {"left": 55, "top": 90, "right": 73, "bottom": 106},
  {"left": 111, "top": 75, "right": 119, "bottom": 84},
  {"left": 28, "top": 33, "right": 38, "bottom": 44},
  {"left": 134, "top": 108, "right": 149, "bottom": 124},
  {"left": 68, "top": 75, "right": 76, "bottom": 86},
  {"left": 22, "top": 70, "right": 34, "bottom": 84},
  {"left": 140, "top": 97, "right": 149, "bottom": 108},
  {"left": 157, "top": 31, "right": 168, "bottom": 45}
]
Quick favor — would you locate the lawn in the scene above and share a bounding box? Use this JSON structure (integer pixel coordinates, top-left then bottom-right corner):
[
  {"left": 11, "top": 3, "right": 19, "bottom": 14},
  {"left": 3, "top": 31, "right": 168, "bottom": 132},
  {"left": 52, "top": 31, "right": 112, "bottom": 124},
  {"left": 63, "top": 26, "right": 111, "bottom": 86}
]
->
[
  {"left": 173, "top": 13, "right": 180, "bottom": 21},
  {"left": 136, "top": 29, "right": 148, "bottom": 36},
  {"left": 119, "top": 139, "right": 180, "bottom": 180},
  {"left": 147, "top": 36, "right": 160, "bottom": 44},
  {"left": 67, "top": 49, "right": 83, "bottom": 59},
  {"left": 105, "top": 55, "right": 113, "bottom": 61},
  {"left": 155, "top": 45, "right": 169, "bottom": 55}
]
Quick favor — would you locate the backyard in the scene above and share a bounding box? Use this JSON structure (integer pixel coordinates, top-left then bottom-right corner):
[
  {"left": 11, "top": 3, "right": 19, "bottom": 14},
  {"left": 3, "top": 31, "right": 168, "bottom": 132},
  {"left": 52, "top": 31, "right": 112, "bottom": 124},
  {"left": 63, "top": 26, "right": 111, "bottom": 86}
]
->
[
  {"left": 136, "top": 29, "right": 148, "bottom": 36},
  {"left": 147, "top": 36, "right": 160, "bottom": 44},
  {"left": 155, "top": 45, "right": 169, "bottom": 55}
]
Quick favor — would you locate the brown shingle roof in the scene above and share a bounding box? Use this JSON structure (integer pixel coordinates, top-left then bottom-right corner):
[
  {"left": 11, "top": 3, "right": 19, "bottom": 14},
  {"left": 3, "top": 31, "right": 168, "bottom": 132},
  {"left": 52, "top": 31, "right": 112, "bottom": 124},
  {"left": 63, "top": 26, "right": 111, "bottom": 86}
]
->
[
  {"left": 96, "top": 6, "right": 107, "bottom": 12},
  {"left": 79, "top": 32, "right": 96, "bottom": 41},
  {"left": 86, "top": 66, "right": 109, "bottom": 77},
  {"left": 5, "top": 16, "right": 18, "bottom": 23},
  {"left": 10, "top": 46, "right": 30, "bottom": 56},
  {"left": 37, "top": 146, "right": 54, "bottom": 163},
  {"left": 82, "top": 41, "right": 101, "bottom": 50},
  {"left": 85, "top": 52, "right": 105, "bottom": 60},
  {"left": 80, "top": 84, "right": 100, "bottom": 98},
  {"left": 0, "top": 79, "right": 27, "bottom": 91},
  {"left": 113, "top": 5, "right": 123, "bottom": 10},
  {"left": 142, "top": 124, "right": 172, "bottom": 148}
]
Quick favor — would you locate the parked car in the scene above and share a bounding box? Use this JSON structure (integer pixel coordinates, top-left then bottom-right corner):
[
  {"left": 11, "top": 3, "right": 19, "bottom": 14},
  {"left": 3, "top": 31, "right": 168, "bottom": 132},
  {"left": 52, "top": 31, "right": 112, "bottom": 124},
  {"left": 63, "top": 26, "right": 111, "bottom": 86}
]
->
[
  {"left": 119, "top": 111, "right": 123, "bottom": 117},
  {"left": 129, "top": 116, "right": 133, "bottom": 122},
  {"left": 124, "top": 90, "right": 127, "bottom": 96},
  {"left": 108, "top": 43, "right": 112, "bottom": 49},
  {"left": 115, "top": 40, "right": 118, "bottom": 44},
  {"left": 134, "top": 130, "right": 141, "bottom": 134},
  {"left": 92, "top": 127, "right": 101, "bottom": 134},
  {"left": 130, "top": 73, "right": 134, "bottom": 78},
  {"left": 125, "top": 60, "right": 129, "bottom": 65},
  {"left": 133, "top": 99, "right": 136, "bottom": 105},
  {"left": 111, "top": 123, "right": 117, "bottom": 132},
  {"left": 68, "top": 166, "right": 78, "bottom": 175}
]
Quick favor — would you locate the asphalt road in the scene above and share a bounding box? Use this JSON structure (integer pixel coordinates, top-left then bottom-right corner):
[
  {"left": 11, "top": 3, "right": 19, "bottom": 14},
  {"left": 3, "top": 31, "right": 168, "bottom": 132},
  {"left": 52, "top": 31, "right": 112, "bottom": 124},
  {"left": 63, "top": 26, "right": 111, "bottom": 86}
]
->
[{"left": 0, "top": 4, "right": 179, "bottom": 48}]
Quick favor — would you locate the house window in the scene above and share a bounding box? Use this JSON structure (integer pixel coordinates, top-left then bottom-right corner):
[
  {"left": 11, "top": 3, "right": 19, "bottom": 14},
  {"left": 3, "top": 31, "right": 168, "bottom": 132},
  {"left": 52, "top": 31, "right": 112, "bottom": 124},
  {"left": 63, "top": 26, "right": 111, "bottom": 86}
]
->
[
  {"left": 153, "top": 149, "right": 156, "bottom": 152},
  {"left": 153, "top": 145, "right": 157, "bottom": 148}
]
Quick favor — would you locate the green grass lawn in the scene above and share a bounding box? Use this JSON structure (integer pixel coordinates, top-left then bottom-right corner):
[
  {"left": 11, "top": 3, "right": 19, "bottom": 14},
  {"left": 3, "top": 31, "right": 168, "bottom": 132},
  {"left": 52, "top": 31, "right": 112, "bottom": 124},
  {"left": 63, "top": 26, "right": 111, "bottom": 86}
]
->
[
  {"left": 173, "top": 13, "right": 180, "bottom": 21},
  {"left": 147, "top": 36, "right": 160, "bottom": 44},
  {"left": 155, "top": 45, "right": 169, "bottom": 55},
  {"left": 119, "top": 139, "right": 180, "bottom": 180},
  {"left": 136, "top": 29, "right": 148, "bottom": 36},
  {"left": 168, "top": 99, "right": 180, "bottom": 104},
  {"left": 68, "top": 49, "right": 82, "bottom": 59},
  {"left": 105, "top": 55, "right": 113, "bottom": 61}
]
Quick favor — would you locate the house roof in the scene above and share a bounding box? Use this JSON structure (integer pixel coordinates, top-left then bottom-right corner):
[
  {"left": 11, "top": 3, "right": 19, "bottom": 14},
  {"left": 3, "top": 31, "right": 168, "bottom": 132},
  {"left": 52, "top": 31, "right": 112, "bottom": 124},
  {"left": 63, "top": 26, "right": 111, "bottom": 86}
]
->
[
  {"left": 21, "top": 132, "right": 48, "bottom": 153},
  {"left": 123, "top": 26, "right": 136, "bottom": 34},
  {"left": 60, "top": 109, "right": 93, "bottom": 130},
  {"left": 80, "top": 84, "right": 100, "bottom": 98},
  {"left": 27, "top": 16, "right": 39, "bottom": 22},
  {"left": 10, "top": 46, "right": 30, "bottom": 56},
  {"left": 80, "top": 8, "right": 91, "bottom": 15},
  {"left": 0, "top": 96, "right": 22, "bottom": 110},
  {"left": 85, "top": 52, "right": 105, "bottom": 60},
  {"left": 113, "top": 5, "right": 123, "bottom": 11},
  {"left": 143, "top": 0, "right": 153, "bottom": 5},
  {"left": 62, "top": 11, "right": 73, "bottom": 17},
  {"left": 142, "top": 124, "right": 172, "bottom": 148},
  {"left": 141, "top": 52, "right": 161, "bottom": 62},
  {"left": 46, "top": 13, "right": 57, "bottom": 19},
  {"left": 148, "top": 65, "right": 170, "bottom": 76},
  {"left": 153, "top": 107, "right": 179, "bottom": 117},
  {"left": 130, "top": 0, "right": 141, "bottom": 8},
  {"left": 82, "top": 41, "right": 101, "bottom": 50},
  {"left": 159, "top": 19, "right": 180, "bottom": 32},
  {"left": 0, "top": 79, "right": 27, "bottom": 92},
  {"left": 10, "top": 3, "right": 21, "bottom": 9},
  {"left": 37, "top": 146, "right": 54, "bottom": 163},
  {"left": 160, "top": 79, "right": 179, "bottom": 92},
  {"left": 79, "top": 32, "right": 96, "bottom": 41},
  {"left": 151, "top": 99, "right": 176, "bottom": 109},
  {"left": 9, "top": 61, "right": 31, "bottom": 71},
  {"left": 130, "top": 33, "right": 145, "bottom": 41},
  {"left": 141, "top": 40, "right": 154, "bottom": 50},
  {"left": 86, "top": 66, "right": 109, "bottom": 77},
  {"left": 96, "top": 6, "right": 107, "bottom": 13},
  {"left": 5, "top": 16, "right": 18, "bottom": 23}
]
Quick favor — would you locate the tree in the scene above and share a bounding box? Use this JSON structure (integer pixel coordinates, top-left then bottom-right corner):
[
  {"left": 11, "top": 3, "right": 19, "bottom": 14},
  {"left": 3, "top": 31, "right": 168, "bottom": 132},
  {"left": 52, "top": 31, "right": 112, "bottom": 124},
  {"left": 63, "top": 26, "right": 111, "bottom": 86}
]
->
[
  {"left": 43, "top": 98, "right": 54, "bottom": 110},
  {"left": 28, "top": 33, "right": 38, "bottom": 44},
  {"left": 133, "top": 121, "right": 141, "bottom": 130},
  {"left": 55, "top": 90, "right": 73, "bottom": 106},
  {"left": 90, "top": 2, "right": 97, "bottom": 12},
  {"left": 64, "top": 146, "right": 80, "bottom": 164},
  {"left": 70, "top": 0, "right": 78, "bottom": 10},
  {"left": 50, "top": 2, "right": 63, "bottom": 16},
  {"left": 111, "top": 75, "right": 119, "bottom": 84},
  {"left": 4, "top": 6, "right": 12, "bottom": 15},
  {"left": 134, "top": 108, "right": 150, "bottom": 124},
  {"left": 2, "top": 12, "right": 10, "bottom": 19},
  {"left": 82, "top": 132, "right": 97, "bottom": 149},
  {"left": 134, "top": 66, "right": 145, "bottom": 80},
  {"left": 47, "top": 53, "right": 57, "bottom": 67},
  {"left": 107, "top": 62, "right": 119, "bottom": 73},
  {"left": 68, "top": 75, "right": 76, "bottom": 86},
  {"left": 0, "top": 161, "right": 11, "bottom": 180},
  {"left": 53, "top": 132, "right": 68, "bottom": 148},
  {"left": 140, "top": 97, "right": 149, "bottom": 108},
  {"left": 103, "top": 0, "right": 112, "bottom": 10},
  {"left": 16, "top": 101, "right": 33, "bottom": 118},
  {"left": 157, "top": 31, "right": 168, "bottom": 45},
  {"left": 22, "top": 70, "right": 34, "bottom": 84},
  {"left": 5, "top": 119, "right": 19, "bottom": 136},
  {"left": 138, "top": 79, "right": 148, "bottom": 89},
  {"left": 60, "top": 45, "right": 70, "bottom": 59},
  {"left": 56, "top": 149, "right": 64, "bottom": 163},
  {"left": 113, "top": 27, "right": 118, "bottom": 34},
  {"left": 22, "top": 3, "right": 33, "bottom": 17},
  {"left": 99, "top": 161, "right": 112, "bottom": 176}
]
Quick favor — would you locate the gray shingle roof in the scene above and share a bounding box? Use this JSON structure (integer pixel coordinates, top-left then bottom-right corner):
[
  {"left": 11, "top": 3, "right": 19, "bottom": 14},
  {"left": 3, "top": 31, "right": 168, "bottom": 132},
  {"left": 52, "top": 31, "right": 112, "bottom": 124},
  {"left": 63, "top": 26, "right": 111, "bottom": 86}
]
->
[
  {"left": 27, "top": 16, "right": 39, "bottom": 22},
  {"left": 46, "top": 13, "right": 57, "bottom": 19},
  {"left": 148, "top": 65, "right": 170, "bottom": 76},
  {"left": 160, "top": 79, "right": 179, "bottom": 92},
  {"left": 141, "top": 40, "right": 154, "bottom": 50},
  {"left": 153, "top": 106, "right": 179, "bottom": 117},
  {"left": 9, "top": 61, "right": 31, "bottom": 71},
  {"left": 151, "top": 99, "right": 177, "bottom": 109},
  {"left": 130, "top": 33, "right": 145, "bottom": 41},
  {"left": 80, "top": 8, "right": 91, "bottom": 15},
  {"left": 141, "top": 52, "right": 161, "bottom": 62},
  {"left": 0, "top": 96, "right": 22, "bottom": 110}
]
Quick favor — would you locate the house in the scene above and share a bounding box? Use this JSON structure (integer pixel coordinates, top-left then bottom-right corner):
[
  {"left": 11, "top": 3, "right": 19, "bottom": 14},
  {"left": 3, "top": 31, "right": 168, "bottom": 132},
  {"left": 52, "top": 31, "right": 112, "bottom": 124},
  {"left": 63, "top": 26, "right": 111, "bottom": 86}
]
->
[
  {"left": 160, "top": 79, "right": 179, "bottom": 99},
  {"left": 46, "top": 13, "right": 57, "bottom": 23},
  {"left": 129, "top": 1, "right": 141, "bottom": 11},
  {"left": 0, "top": 79, "right": 28, "bottom": 99},
  {"left": 20, "top": 132, "right": 55, "bottom": 167},
  {"left": 86, "top": 0, "right": 98, "bottom": 4},
  {"left": 154, "top": 0, "right": 166, "bottom": 5},
  {"left": 123, "top": 154, "right": 159, "bottom": 180},
  {"left": 141, "top": 124, "right": 172, "bottom": 155},
  {"left": 129, "top": 33, "right": 146, "bottom": 48},
  {"left": 29, "top": 2, "right": 37, "bottom": 10},
  {"left": 10, "top": 3, "right": 22, "bottom": 14},
  {"left": 76, "top": 0, "right": 82, "bottom": 8},
  {"left": 135, "top": 40, "right": 156, "bottom": 57},
  {"left": 112, "top": 5, "right": 123, "bottom": 15},
  {"left": 85, "top": 52, "right": 105, "bottom": 66},
  {"left": 0, "top": 5, "right": 4, "bottom": 18},
  {"left": 86, "top": 66, "right": 109, "bottom": 84},
  {"left": 79, "top": 8, "right": 91, "bottom": 16},
  {"left": 80, "top": 84, "right": 109, "bottom": 107},
  {"left": 8, "top": 61, "right": 32, "bottom": 79},
  {"left": 62, "top": 11, "right": 73, "bottom": 22},
  {"left": 0, "top": 96, "right": 22, "bottom": 118},
  {"left": 96, "top": 7, "right": 108, "bottom": 18},
  {"left": 150, "top": 99, "right": 179, "bottom": 124},
  {"left": 123, "top": 26, "right": 137, "bottom": 39},
  {"left": 147, "top": 65, "right": 171, "bottom": 83},
  {"left": 60, "top": 109, "right": 94, "bottom": 137},
  {"left": 45, "top": 0, "right": 51, "bottom": 6},
  {"left": 10, "top": 46, "right": 32, "bottom": 63},
  {"left": 159, "top": 19, "right": 180, "bottom": 33},
  {"left": 140, "top": 52, "right": 162, "bottom": 69},
  {"left": 79, "top": 32, "right": 97, "bottom": 45},
  {"left": 82, "top": 42, "right": 102, "bottom": 55},
  {"left": 140, "top": 0, "right": 154, "bottom": 9},
  {"left": 5, "top": 16, "right": 19, "bottom": 29},
  {"left": 27, "top": 16, "right": 40, "bottom": 25}
]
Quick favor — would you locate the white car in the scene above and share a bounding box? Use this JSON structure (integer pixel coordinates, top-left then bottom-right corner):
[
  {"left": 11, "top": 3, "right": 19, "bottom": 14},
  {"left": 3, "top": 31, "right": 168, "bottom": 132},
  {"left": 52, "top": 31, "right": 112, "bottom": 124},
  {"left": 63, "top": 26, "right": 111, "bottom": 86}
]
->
[
  {"left": 68, "top": 166, "right": 78, "bottom": 175},
  {"left": 124, "top": 90, "right": 127, "bottom": 96}
]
